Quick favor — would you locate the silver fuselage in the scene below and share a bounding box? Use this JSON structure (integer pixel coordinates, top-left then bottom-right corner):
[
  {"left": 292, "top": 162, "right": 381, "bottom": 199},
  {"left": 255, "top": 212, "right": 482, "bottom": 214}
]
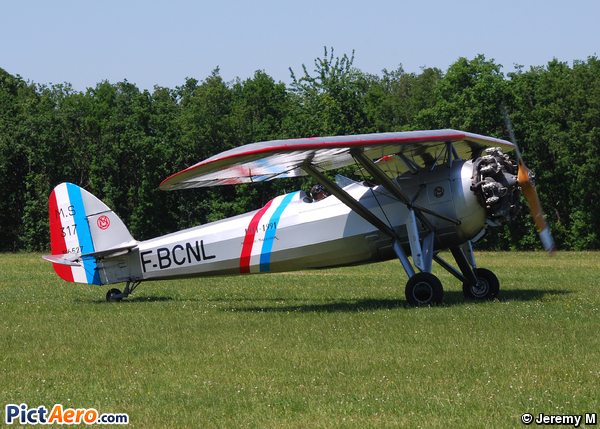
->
[{"left": 96, "top": 160, "right": 486, "bottom": 284}]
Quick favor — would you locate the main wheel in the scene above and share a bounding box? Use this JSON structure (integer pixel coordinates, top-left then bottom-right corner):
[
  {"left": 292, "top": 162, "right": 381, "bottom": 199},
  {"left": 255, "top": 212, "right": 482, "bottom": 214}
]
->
[
  {"left": 463, "top": 268, "right": 499, "bottom": 300},
  {"left": 405, "top": 272, "right": 444, "bottom": 307},
  {"left": 106, "top": 288, "right": 122, "bottom": 302}
]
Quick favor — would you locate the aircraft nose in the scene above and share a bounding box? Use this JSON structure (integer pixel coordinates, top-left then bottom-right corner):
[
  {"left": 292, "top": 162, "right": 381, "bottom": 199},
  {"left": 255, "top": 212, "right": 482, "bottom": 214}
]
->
[{"left": 471, "top": 147, "right": 520, "bottom": 224}]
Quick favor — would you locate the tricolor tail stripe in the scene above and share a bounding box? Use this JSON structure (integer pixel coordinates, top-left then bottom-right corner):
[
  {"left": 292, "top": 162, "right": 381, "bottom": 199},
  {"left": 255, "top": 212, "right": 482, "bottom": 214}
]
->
[{"left": 49, "top": 183, "right": 101, "bottom": 285}]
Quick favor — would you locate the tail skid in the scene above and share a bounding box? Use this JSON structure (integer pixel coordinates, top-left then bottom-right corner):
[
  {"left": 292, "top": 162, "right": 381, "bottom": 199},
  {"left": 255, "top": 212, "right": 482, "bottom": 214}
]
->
[{"left": 44, "top": 183, "right": 136, "bottom": 285}]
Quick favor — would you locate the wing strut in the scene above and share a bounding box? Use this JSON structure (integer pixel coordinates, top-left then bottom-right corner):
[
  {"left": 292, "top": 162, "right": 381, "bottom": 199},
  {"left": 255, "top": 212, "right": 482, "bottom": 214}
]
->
[
  {"left": 352, "top": 150, "right": 460, "bottom": 227},
  {"left": 352, "top": 150, "right": 412, "bottom": 204},
  {"left": 302, "top": 162, "right": 397, "bottom": 239},
  {"left": 302, "top": 162, "right": 417, "bottom": 278}
]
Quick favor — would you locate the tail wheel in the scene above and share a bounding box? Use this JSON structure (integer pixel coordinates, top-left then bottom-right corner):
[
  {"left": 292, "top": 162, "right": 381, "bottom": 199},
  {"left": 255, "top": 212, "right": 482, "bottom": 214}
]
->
[
  {"left": 405, "top": 272, "right": 444, "bottom": 307},
  {"left": 106, "top": 288, "right": 122, "bottom": 302},
  {"left": 463, "top": 268, "right": 499, "bottom": 300}
]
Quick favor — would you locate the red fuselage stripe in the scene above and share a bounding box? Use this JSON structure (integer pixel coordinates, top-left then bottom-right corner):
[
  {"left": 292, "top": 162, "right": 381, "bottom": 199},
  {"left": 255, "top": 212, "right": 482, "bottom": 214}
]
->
[
  {"left": 239, "top": 200, "right": 274, "bottom": 273},
  {"left": 48, "top": 189, "right": 74, "bottom": 282}
]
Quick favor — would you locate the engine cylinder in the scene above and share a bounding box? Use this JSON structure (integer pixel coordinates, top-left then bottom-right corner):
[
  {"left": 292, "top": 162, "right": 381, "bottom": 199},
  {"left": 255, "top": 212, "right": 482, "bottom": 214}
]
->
[{"left": 471, "top": 147, "right": 520, "bottom": 224}]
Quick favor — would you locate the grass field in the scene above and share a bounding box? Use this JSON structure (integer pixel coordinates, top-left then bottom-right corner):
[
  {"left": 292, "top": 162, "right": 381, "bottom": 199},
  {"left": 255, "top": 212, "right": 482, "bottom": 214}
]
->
[{"left": 1, "top": 252, "right": 599, "bottom": 428}]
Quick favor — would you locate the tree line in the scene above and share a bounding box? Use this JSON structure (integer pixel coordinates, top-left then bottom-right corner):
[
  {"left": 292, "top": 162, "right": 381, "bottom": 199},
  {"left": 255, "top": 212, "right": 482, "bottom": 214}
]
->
[{"left": 1, "top": 49, "right": 599, "bottom": 252}]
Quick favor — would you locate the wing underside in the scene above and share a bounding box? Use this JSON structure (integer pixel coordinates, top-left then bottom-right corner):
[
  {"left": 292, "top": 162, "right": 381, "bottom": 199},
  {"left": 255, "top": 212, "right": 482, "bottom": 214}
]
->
[{"left": 160, "top": 130, "right": 514, "bottom": 190}]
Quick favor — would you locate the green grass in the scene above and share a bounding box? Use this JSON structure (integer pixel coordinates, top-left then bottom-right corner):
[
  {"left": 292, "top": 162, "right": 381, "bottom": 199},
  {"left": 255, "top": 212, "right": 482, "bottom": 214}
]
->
[{"left": 1, "top": 252, "right": 600, "bottom": 428}]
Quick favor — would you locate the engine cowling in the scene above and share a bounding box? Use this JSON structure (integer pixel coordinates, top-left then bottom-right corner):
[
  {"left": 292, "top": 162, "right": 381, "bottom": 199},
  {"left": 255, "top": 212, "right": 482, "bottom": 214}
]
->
[
  {"left": 389, "top": 148, "right": 520, "bottom": 249},
  {"left": 470, "top": 147, "right": 520, "bottom": 224}
]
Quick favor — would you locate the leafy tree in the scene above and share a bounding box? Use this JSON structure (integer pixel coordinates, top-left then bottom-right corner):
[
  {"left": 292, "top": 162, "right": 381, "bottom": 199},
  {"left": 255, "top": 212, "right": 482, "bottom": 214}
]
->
[
  {"left": 414, "top": 55, "right": 508, "bottom": 136},
  {"left": 364, "top": 65, "right": 442, "bottom": 132},
  {"left": 231, "top": 70, "right": 289, "bottom": 143},
  {"left": 287, "top": 47, "right": 371, "bottom": 137},
  {"left": 0, "top": 69, "right": 37, "bottom": 250},
  {"left": 509, "top": 57, "right": 600, "bottom": 249},
  {"left": 2, "top": 51, "right": 600, "bottom": 252},
  {"left": 0, "top": 70, "right": 71, "bottom": 250}
]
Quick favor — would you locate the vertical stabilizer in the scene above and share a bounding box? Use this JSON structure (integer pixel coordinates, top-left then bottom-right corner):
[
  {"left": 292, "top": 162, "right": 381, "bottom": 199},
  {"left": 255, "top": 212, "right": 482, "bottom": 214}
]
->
[{"left": 47, "top": 183, "right": 135, "bottom": 284}]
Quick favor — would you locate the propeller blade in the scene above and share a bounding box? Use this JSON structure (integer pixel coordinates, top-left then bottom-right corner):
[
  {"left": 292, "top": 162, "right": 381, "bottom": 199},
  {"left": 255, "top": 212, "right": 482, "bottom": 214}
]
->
[
  {"left": 502, "top": 103, "right": 556, "bottom": 254},
  {"left": 517, "top": 161, "right": 556, "bottom": 253}
]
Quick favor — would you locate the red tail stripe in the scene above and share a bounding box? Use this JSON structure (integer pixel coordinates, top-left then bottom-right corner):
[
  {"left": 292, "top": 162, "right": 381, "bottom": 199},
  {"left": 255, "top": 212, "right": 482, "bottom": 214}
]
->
[{"left": 48, "top": 189, "right": 74, "bottom": 282}]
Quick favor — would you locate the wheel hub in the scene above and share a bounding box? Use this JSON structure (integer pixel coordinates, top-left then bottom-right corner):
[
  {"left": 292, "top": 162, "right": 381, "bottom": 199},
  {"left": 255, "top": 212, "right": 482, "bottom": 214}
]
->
[
  {"left": 412, "top": 281, "right": 434, "bottom": 304},
  {"left": 470, "top": 278, "right": 490, "bottom": 298}
]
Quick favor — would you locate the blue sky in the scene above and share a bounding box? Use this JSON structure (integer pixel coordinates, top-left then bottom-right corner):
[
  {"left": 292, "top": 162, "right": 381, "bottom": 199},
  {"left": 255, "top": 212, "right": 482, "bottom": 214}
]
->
[{"left": 1, "top": 0, "right": 598, "bottom": 92}]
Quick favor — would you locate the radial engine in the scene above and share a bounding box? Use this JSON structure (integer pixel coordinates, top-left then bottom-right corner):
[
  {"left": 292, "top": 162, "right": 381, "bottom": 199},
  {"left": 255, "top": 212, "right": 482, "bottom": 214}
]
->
[{"left": 471, "top": 147, "right": 520, "bottom": 224}]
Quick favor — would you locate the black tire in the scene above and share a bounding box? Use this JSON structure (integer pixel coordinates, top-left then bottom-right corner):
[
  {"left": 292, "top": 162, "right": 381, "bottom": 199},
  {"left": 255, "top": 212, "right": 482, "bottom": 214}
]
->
[
  {"left": 462, "top": 268, "right": 499, "bottom": 300},
  {"left": 405, "top": 272, "right": 444, "bottom": 307},
  {"left": 106, "top": 288, "right": 122, "bottom": 302}
]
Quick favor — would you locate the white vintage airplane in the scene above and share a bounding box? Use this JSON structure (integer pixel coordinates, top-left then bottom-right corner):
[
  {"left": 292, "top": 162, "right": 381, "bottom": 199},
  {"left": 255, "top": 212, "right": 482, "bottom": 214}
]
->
[{"left": 43, "top": 129, "right": 554, "bottom": 306}]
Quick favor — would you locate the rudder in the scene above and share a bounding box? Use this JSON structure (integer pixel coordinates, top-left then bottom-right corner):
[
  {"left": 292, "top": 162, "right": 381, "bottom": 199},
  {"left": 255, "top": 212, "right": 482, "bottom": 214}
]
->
[{"left": 47, "top": 183, "right": 135, "bottom": 285}]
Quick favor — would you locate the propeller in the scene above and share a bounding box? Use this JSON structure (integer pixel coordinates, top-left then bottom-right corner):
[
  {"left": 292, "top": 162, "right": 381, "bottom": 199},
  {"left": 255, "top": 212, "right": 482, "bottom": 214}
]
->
[{"left": 502, "top": 103, "right": 556, "bottom": 253}]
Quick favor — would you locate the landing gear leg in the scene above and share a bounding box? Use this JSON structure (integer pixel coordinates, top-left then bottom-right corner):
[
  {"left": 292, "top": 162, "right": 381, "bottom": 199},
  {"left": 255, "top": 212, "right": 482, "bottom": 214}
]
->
[
  {"left": 434, "top": 241, "right": 500, "bottom": 301},
  {"left": 395, "top": 213, "right": 443, "bottom": 306},
  {"left": 105, "top": 280, "right": 142, "bottom": 302}
]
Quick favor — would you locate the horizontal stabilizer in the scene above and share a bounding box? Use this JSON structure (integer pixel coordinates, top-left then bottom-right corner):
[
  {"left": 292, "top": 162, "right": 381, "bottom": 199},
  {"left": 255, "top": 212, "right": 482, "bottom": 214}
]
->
[
  {"left": 82, "top": 242, "right": 138, "bottom": 259},
  {"left": 42, "top": 253, "right": 81, "bottom": 267},
  {"left": 43, "top": 242, "right": 138, "bottom": 268}
]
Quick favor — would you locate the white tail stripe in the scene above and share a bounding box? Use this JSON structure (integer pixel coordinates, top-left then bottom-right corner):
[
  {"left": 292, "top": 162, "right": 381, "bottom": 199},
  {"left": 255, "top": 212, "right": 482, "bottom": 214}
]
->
[{"left": 55, "top": 183, "right": 100, "bottom": 284}]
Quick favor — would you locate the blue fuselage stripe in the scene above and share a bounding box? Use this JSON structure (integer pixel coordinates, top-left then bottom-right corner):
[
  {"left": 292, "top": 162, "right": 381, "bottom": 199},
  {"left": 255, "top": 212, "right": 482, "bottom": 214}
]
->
[
  {"left": 66, "top": 184, "right": 101, "bottom": 285},
  {"left": 259, "top": 192, "right": 297, "bottom": 272}
]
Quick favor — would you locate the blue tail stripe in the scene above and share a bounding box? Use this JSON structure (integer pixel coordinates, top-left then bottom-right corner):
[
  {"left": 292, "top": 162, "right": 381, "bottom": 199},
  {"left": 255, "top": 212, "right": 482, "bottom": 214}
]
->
[
  {"left": 66, "top": 184, "right": 101, "bottom": 285},
  {"left": 259, "top": 192, "right": 297, "bottom": 272}
]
